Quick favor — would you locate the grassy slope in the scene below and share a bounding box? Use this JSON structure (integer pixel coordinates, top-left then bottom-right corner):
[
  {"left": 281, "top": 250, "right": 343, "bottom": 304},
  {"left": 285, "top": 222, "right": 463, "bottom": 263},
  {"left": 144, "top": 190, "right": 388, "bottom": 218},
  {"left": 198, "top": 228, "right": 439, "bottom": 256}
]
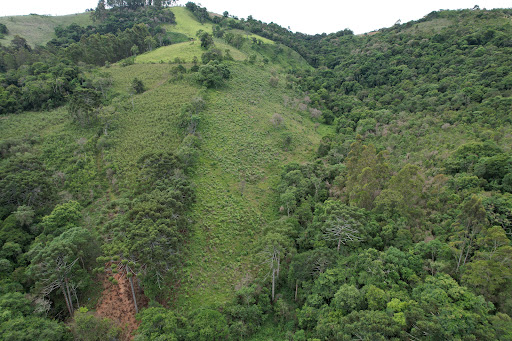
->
[
  {"left": 228, "top": 29, "right": 275, "bottom": 45},
  {"left": 0, "top": 5, "right": 323, "bottom": 316},
  {"left": 0, "top": 13, "right": 93, "bottom": 47},
  {"left": 100, "top": 63, "right": 199, "bottom": 188},
  {"left": 136, "top": 40, "right": 247, "bottom": 63},
  {"left": 128, "top": 8, "right": 321, "bottom": 309},
  {"left": 175, "top": 62, "right": 325, "bottom": 310},
  {"left": 165, "top": 6, "right": 213, "bottom": 38}
]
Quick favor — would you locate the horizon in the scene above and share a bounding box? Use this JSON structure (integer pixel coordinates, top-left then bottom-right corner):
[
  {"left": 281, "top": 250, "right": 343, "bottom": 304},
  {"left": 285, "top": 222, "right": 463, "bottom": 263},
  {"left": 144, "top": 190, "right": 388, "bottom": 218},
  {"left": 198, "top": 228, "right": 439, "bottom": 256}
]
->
[{"left": 0, "top": 0, "right": 511, "bottom": 35}]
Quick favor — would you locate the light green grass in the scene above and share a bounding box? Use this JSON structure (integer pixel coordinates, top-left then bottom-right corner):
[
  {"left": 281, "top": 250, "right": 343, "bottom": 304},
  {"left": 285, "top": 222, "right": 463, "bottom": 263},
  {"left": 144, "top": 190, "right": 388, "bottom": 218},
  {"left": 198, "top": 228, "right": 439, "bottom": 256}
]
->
[
  {"left": 135, "top": 40, "right": 247, "bottom": 63},
  {"left": 0, "top": 13, "right": 93, "bottom": 47},
  {"left": 101, "top": 63, "right": 198, "bottom": 187},
  {"left": 164, "top": 7, "right": 213, "bottom": 38},
  {"left": 0, "top": 108, "right": 67, "bottom": 140},
  {"left": 174, "top": 63, "right": 325, "bottom": 310}
]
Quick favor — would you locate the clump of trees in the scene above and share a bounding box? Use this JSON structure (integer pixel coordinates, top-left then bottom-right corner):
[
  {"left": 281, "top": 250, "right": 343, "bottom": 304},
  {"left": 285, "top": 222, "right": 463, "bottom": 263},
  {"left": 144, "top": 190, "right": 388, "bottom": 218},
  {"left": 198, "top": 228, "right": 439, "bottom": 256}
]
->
[
  {"left": 185, "top": 2, "right": 209, "bottom": 23},
  {"left": 195, "top": 61, "right": 230, "bottom": 88},
  {"left": 131, "top": 78, "right": 145, "bottom": 94}
]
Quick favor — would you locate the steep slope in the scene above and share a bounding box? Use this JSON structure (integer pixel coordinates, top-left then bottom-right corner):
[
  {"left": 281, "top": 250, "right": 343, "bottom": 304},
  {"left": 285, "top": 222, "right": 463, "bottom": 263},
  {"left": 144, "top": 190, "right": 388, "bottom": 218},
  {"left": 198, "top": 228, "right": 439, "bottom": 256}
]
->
[{"left": 176, "top": 63, "right": 325, "bottom": 309}]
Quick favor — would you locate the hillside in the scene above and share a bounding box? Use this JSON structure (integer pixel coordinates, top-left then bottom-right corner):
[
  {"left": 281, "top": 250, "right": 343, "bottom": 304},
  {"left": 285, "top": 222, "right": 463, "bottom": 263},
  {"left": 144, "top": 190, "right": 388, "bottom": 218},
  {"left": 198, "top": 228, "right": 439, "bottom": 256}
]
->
[
  {"left": 0, "top": 13, "right": 93, "bottom": 47},
  {"left": 1, "top": 3, "right": 512, "bottom": 341}
]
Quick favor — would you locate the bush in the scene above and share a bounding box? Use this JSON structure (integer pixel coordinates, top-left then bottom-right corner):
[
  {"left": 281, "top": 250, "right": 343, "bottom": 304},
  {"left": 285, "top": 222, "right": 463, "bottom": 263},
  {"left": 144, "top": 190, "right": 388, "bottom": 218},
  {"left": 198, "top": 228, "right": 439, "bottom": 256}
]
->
[
  {"left": 201, "top": 48, "right": 223, "bottom": 64},
  {"left": 71, "top": 307, "right": 120, "bottom": 341},
  {"left": 132, "top": 78, "right": 145, "bottom": 94},
  {"left": 269, "top": 76, "right": 279, "bottom": 87},
  {"left": 195, "top": 61, "right": 230, "bottom": 88}
]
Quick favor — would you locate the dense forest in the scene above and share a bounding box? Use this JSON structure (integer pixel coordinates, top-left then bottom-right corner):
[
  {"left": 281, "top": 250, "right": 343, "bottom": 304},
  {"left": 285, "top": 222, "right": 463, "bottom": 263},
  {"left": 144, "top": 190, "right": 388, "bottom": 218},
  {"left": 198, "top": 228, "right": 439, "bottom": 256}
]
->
[{"left": 1, "top": 1, "right": 512, "bottom": 340}]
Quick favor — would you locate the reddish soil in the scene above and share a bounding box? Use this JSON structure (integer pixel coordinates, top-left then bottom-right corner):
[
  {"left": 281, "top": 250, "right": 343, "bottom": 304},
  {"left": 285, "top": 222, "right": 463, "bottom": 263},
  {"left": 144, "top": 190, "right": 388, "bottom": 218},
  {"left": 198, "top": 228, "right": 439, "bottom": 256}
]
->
[{"left": 95, "top": 272, "right": 148, "bottom": 340}]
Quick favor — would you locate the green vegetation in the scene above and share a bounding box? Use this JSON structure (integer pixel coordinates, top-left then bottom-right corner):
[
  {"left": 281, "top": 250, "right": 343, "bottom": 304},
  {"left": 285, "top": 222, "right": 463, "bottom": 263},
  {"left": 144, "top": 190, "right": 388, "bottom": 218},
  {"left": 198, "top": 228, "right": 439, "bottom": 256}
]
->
[
  {"left": 0, "top": 13, "right": 93, "bottom": 47},
  {"left": 166, "top": 6, "right": 213, "bottom": 38},
  {"left": 135, "top": 40, "right": 246, "bottom": 63},
  {"left": 1, "top": 2, "right": 512, "bottom": 340}
]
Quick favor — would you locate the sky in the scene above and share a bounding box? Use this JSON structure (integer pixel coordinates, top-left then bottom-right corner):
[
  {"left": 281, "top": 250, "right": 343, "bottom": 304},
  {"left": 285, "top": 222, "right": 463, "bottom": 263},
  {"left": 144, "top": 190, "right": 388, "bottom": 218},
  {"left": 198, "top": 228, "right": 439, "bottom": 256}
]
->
[{"left": 1, "top": 0, "right": 511, "bottom": 34}]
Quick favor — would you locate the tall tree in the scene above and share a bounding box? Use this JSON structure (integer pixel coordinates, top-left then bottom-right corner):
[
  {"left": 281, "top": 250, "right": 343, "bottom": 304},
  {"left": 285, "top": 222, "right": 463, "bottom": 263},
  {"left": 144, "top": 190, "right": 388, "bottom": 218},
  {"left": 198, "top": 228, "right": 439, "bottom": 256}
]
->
[
  {"left": 344, "top": 139, "right": 390, "bottom": 209},
  {"left": 450, "top": 195, "right": 488, "bottom": 273},
  {"left": 27, "top": 227, "right": 93, "bottom": 316}
]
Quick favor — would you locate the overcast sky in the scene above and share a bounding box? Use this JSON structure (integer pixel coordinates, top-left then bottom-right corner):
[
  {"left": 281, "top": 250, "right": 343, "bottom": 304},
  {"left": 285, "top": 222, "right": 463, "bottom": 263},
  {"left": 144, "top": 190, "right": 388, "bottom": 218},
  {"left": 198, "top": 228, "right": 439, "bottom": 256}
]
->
[{"left": 1, "top": 0, "right": 511, "bottom": 34}]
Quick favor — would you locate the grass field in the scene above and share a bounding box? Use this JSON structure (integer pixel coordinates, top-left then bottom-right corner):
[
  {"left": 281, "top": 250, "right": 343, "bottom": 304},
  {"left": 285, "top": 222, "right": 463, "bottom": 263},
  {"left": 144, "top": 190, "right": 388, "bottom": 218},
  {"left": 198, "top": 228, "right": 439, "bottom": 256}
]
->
[
  {"left": 0, "top": 13, "right": 93, "bottom": 47},
  {"left": 136, "top": 40, "right": 247, "bottom": 63},
  {"left": 165, "top": 7, "right": 214, "bottom": 39},
  {"left": 98, "top": 63, "right": 199, "bottom": 188},
  {"left": 173, "top": 63, "right": 326, "bottom": 310}
]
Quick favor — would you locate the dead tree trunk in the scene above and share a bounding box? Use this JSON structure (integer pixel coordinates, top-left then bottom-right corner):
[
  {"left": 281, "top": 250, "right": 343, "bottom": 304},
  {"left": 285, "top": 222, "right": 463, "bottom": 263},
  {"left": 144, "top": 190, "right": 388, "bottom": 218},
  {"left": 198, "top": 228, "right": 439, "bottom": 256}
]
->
[
  {"left": 271, "top": 269, "right": 275, "bottom": 302},
  {"left": 127, "top": 266, "right": 139, "bottom": 314},
  {"left": 64, "top": 279, "right": 74, "bottom": 315},
  {"left": 62, "top": 283, "right": 73, "bottom": 316}
]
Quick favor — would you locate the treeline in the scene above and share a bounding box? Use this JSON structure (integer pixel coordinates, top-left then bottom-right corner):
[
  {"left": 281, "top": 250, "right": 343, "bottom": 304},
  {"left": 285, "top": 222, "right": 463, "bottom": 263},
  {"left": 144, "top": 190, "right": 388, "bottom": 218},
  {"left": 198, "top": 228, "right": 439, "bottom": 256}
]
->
[
  {"left": 184, "top": 1, "right": 353, "bottom": 67},
  {"left": 0, "top": 130, "right": 101, "bottom": 339},
  {"left": 104, "top": 0, "right": 175, "bottom": 10},
  {"left": 241, "top": 7, "right": 512, "bottom": 340}
]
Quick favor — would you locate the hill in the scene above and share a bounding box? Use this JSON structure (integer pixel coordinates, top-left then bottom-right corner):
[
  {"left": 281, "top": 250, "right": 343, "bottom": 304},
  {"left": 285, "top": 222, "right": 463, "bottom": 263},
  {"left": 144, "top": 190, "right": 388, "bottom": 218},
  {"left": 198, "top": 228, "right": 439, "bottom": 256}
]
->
[
  {"left": 1, "top": 3, "right": 512, "bottom": 341},
  {"left": 0, "top": 13, "right": 93, "bottom": 47}
]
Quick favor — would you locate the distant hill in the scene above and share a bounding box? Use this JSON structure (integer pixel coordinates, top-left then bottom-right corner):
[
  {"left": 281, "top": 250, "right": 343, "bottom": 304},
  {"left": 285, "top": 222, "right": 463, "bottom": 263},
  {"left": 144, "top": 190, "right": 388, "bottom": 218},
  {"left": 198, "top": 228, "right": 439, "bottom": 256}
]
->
[{"left": 0, "top": 13, "right": 93, "bottom": 47}]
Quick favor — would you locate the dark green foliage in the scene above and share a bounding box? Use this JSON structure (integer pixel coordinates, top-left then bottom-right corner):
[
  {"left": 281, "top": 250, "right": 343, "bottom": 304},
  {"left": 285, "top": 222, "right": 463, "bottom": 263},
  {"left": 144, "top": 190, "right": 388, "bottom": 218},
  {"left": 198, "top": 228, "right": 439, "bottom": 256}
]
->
[
  {"left": 0, "top": 24, "right": 8, "bottom": 35},
  {"left": 212, "top": 25, "right": 224, "bottom": 38},
  {"left": 274, "top": 127, "right": 511, "bottom": 339},
  {"left": 224, "top": 285, "right": 271, "bottom": 338},
  {"left": 0, "top": 4, "right": 174, "bottom": 114},
  {"left": 201, "top": 48, "right": 223, "bottom": 64},
  {"left": 27, "top": 225, "right": 96, "bottom": 316},
  {"left": 136, "top": 306, "right": 180, "bottom": 340},
  {"left": 0, "top": 153, "right": 56, "bottom": 219},
  {"left": 196, "top": 30, "right": 214, "bottom": 49},
  {"left": 186, "top": 308, "right": 229, "bottom": 340},
  {"left": 185, "top": 2, "right": 210, "bottom": 23},
  {"left": 131, "top": 77, "right": 145, "bottom": 94},
  {"left": 0, "top": 290, "right": 70, "bottom": 340},
  {"left": 195, "top": 61, "right": 230, "bottom": 88},
  {"left": 69, "top": 88, "right": 102, "bottom": 126},
  {"left": 0, "top": 56, "right": 82, "bottom": 113},
  {"left": 101, "top": 151, "right": 195, "bottom": 300},
  {"left": 224, "top": 32, "right": 245, "bottom": 49},
  {"left": 92, "top": 2, "right": 176, "bottom": 32},
  {"left": 71, "top": 307, "right": 120, "bottom": 341},
  {"left": 0, "top": 315, "right": 71, "bottom": 340}
]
